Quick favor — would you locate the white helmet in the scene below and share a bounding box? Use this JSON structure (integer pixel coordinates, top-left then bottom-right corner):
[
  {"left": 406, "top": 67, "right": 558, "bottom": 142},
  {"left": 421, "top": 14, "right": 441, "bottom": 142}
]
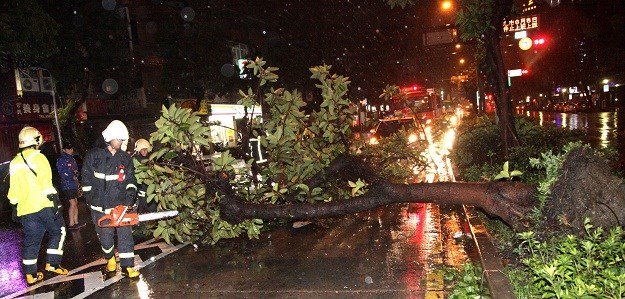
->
[
  {"left": 134, "top": 138, "right": 151, "bottom": 152},
  {"left": 102, "top": 120, "right": 129, "bottom": 151},
  {"left": 18, "top": 126, "right": 43, "bottom": 148}
]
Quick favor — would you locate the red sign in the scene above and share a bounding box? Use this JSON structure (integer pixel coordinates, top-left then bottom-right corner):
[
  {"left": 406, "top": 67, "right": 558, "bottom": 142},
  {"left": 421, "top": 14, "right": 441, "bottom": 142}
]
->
[{"left": 1, "top": 94, "right": 54, "bottom": 122}]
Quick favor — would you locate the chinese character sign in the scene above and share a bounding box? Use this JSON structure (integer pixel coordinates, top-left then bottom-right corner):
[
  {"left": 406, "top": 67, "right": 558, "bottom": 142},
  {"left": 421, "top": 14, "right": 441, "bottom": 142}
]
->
[
  {"left": 3, "top": 95, "right": 54, "bottom": 121},
  {"left": 503, "top": 15, "right": 539, "bottom": 33}
]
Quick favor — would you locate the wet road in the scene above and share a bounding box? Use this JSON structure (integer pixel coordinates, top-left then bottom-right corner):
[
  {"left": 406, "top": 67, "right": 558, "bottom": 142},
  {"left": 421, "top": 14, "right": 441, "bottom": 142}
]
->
[
  {"left": 522, "top": 110, "right": 625, "bottom": 162},
  {"left": 89, "top": 204, "right": 477, "bottom": 298},
  {"left": 0, "top": 202, "right": 479, "bottom": 299}
]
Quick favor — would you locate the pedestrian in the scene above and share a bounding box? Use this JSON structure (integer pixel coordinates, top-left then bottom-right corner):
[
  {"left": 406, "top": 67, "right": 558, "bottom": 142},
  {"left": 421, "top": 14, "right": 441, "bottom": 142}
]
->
[
  {"left": 56, "top": 142, "right": 85, "bottom": 230},
  {"left": 81, "top": 120, "right": 140, "bottom": 278},
  {"left": 8, "top": 126, "right": 69, "bottom": 285},
  {"left": 132, "top": 138, "right": 157, "bottom": 213}
]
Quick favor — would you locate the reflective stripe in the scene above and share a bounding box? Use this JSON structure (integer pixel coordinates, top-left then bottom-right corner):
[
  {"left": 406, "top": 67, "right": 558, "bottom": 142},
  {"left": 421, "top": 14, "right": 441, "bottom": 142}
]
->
[
  {"left": 23, "top": 259, "right": 38, "bottom": 265},
  {"left": 90, "top": 205, "right": 113, "bottom": 214},
  {"left": 54, "top": 226, "right": 66, "bottom": 254},
  {"left": 94, "top": 172, "right": 120, "bottom": 181},
  {"left": 9, "top": 164, "right": 35, "bottom": 174},
  {"left": 10, "top": 152, "right": 38, "bottom": 175},
  {"left": 119, "top": 252, "right": 135, "bottom": 259},
  {"left": 82, "top": 186, "right": 92, "bottom": 191},
  {"left": 102, "top": 245, "right": 114, "bottom": 254},
  {"left": 47, "top": 248, "right": 64, "bottom": 255},
  {"left": 126, "top": 184, "right": 137, "bottom": 190}
]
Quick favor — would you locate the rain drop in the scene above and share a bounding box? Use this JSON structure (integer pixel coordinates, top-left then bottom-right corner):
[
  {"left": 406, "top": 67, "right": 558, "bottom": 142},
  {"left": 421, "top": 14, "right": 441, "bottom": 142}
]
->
[
  {"left": 102, "top": 0, "right": 116, "bottom": 11},
  {"left": 221, "top": 64, "right": 235, "bottom": 77},
  {"left": 102, "top": 78, "right": 119, "bottom": 95},
  {"left": 181, "top": 7, "right": 195, "bottom": 22}
]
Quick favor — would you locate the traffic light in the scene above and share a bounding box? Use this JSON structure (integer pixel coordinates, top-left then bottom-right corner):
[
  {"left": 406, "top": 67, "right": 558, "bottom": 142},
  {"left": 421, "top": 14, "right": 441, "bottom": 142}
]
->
[{"left": 532, "top": 36, "right": 548, "bottom": 48}]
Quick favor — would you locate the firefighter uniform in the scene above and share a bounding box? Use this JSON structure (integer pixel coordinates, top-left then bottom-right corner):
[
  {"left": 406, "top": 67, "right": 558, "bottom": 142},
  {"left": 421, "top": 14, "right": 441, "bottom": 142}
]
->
[
  {"left": 8, "top": 127, "right": 67, "bottom": 284},
  {"left": 82, "top": 120, "right": 139, "bottom": 277}
]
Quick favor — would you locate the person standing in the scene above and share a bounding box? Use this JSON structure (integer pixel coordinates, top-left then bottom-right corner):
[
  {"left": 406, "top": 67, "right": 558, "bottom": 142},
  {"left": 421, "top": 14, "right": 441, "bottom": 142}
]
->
[
  {"left": 132, "top": 138, "right": 157, "bottom": 213},
  {"left": 8, "top": 126, "right": 69, "bottom": 285},
  {"left": 81, "top": 120, "right": 140, "bottom": 278},
  {"left": 57, "top": 142, "right": 85, "bottom": 229}
]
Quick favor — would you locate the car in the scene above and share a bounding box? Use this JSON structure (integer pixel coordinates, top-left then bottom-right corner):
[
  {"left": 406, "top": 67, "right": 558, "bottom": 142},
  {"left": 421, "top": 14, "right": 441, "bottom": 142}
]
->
[{"left": 368, "top": 117, "right": 422, "bottom": 145}]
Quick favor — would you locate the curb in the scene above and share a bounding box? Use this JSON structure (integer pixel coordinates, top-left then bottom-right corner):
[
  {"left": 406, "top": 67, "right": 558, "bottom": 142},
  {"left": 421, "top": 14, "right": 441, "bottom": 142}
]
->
[{"left": 463, "top": 205, "right": 517, "bottom": 299}]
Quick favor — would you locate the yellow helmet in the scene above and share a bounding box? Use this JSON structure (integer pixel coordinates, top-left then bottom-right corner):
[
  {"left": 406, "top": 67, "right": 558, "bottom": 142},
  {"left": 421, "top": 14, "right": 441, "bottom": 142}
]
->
[
  {"left": 18, "top": 126, "right": 43, "bottom": 148},
  {"left": 134, "top": 138, "right": 151, "bottom": 152}
]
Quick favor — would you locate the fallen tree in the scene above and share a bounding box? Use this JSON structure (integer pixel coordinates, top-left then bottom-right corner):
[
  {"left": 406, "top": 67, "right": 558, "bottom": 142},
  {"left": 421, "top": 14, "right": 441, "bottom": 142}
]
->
[
  {"left": 138, "top": 61, "right": 622, "bottom": 245},
  {"left": 219, "top": 154, "right": 537, "bottom": 233}
]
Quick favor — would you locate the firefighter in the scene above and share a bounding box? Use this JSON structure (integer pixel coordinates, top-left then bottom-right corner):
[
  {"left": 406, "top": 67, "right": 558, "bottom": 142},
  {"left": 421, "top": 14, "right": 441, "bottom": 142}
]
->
[
  {"left": 132, "top": 138, "right": 157, "bottom": 213},
  {"left": 8, "top": 126, "right": 69, "bottom": 285},
  {"left": 81, "top": 120, "right": 140, "bottom": 278}
]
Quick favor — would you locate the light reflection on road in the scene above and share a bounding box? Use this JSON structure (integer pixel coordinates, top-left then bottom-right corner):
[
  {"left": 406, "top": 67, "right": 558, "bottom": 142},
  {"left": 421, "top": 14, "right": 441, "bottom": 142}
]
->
[
  {"left": 0, "top": 228, "right": 27, "bottom": 297},
  {"left": 525, "top": 110, "right": 622, "bottom": 150},
  {"left": 394, "top": 109, "right": 470, "bottom": 294}
]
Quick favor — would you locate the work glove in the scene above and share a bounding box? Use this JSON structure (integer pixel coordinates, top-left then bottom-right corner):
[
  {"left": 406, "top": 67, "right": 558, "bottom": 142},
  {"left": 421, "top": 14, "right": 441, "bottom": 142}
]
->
[
  {"left": 125, "top": 189, "right": 138, "bottom": 206},
  {"left": 47, "top": 193, "right": 62, "bottom": 217}
]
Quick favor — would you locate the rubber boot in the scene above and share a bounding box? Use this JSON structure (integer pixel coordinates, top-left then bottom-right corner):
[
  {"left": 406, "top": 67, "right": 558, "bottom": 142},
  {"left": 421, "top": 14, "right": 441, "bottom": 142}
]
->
[
  {"left": 123, "top": 267, "right": 140, "bottom": 278},
  {"left": 45, "top": 263, "right": 69, "bottom": 275},
  {"left": 26, "top": 272, "right": 44, "bottom": 284},
  {"left": 106, "top": 256, "right": 117, "bottom": 272}
]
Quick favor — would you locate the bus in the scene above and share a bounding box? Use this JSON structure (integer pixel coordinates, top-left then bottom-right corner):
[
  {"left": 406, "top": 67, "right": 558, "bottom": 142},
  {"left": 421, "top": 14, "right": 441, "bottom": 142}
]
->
[{"left": 388, "top": 86, "right": 442, "bottom": 122}]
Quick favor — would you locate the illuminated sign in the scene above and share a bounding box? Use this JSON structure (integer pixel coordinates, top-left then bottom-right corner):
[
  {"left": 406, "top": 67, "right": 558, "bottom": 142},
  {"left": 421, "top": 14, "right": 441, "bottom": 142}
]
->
[
  {"left": 503, "top": 15, "right": 539, "bottom": 33},
  {"left": 514, "top": 31, "right": 527, "bottom": 39},
  {"left": 507, "top": 69, "right": 529, "bottom": 77},
  {"left": 522, "top": 0, "right": 537, "bottom": 12}
]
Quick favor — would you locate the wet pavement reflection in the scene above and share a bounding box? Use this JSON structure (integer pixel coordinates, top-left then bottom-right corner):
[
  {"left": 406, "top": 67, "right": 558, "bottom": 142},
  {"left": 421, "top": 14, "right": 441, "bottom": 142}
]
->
[
  {"left": 0, "top": 225, "right": 27, "bottom": 296},
  {"left": 86, "top": 203, "right": 477, "bottom": 298},
  {"left": 524, "top": 110, "right": 625, "bottom": 162}
]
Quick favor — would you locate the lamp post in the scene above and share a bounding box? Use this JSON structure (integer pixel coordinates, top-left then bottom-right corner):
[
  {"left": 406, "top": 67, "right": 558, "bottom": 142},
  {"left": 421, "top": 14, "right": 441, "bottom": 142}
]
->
[
  {"left": 34, "top": 68, "right": 63, "bottom": 150},
  {"left": 51, "top": 88, "right": 63, "bottom": 150}
]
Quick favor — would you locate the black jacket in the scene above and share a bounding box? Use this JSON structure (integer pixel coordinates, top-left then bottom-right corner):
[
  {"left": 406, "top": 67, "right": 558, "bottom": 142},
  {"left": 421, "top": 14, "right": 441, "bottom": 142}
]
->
[{"left": 81, "top": 138, "right": 137, "bottom": 210}]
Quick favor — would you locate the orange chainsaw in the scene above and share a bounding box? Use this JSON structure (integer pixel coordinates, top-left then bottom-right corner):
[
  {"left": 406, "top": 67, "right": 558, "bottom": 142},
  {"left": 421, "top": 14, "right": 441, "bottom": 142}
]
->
[{"left": 97, "top": 205, "right": 179, "bottom": 228}]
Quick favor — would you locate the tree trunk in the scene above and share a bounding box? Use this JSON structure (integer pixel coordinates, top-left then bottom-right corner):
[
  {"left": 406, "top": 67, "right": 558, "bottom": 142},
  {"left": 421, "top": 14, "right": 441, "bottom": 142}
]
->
[
  {"left": 483, "top": 0, "right": 520, "bottom": 155},
  {"left": 220, "top": 181, "right": 537, "bottom": 232},
  {"left": 221, "top": 147, "right": 625, "bottom": 237}
]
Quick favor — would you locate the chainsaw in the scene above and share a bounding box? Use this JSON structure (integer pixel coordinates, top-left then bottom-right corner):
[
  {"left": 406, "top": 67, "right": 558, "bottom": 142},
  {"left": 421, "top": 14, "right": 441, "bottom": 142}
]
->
[{"left": 97, "top": 205, "right": 179, "bottom": 228}]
